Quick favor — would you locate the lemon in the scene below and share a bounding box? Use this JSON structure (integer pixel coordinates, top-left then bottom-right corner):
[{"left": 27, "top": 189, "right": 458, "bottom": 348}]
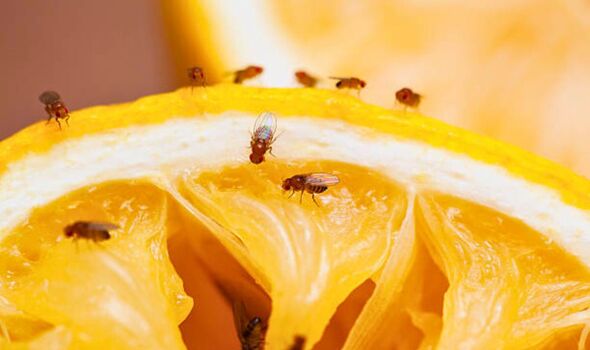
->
[{"left": 0, "top": 85, "right": 589, "bottom": 349}]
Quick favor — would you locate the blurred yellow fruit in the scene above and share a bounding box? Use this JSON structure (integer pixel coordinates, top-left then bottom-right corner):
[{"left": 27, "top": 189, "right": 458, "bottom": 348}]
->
[{"left": 0, "top": 86, "right": 590, "bottom": 348}]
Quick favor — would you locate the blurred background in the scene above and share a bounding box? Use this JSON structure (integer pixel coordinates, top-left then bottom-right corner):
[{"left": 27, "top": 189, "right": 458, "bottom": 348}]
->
[{"left": 1, "top": 0, "right": 590, "bottom": 176}]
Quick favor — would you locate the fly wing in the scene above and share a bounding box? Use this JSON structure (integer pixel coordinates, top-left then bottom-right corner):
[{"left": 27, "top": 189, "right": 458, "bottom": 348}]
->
[
  {"left": 253, "top": 112, "right": 277, "bottom": 134},
  {"left": 86, "top": 221, "right": 120, "bottom": 231},
  {"left": 39, "top": 91, "right": 61, "bottom": 104},
  {"left": 328, "top": 76, "right": 348, "bottom": 81},
  {"left": 253, "top": 112, "right": 277, "bottom": 139},
  {"left": 304, "top": 173, "right": 340, "bottom": 186}
]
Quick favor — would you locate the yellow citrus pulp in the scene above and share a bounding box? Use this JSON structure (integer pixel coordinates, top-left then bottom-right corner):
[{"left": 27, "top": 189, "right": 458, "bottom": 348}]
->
[{"left": 0, "top": 85, "right": 590, "bottom": 349}]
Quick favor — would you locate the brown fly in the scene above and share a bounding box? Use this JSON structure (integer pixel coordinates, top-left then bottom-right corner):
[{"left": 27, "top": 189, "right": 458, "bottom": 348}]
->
[
  {"left": 187, "top": 66, "right": 206, "bottom": 90},
  {"left": 234, "top": 65, "right": 264, "bottom": 84},
  {"left": 295, "top": 71, "right": 318, "bottom": 88},
  {"left": 395, "top": 87, "right": 421, "bottom": 109},
  {"left": 282, "top": 173, "right": 340, "bottom": 206},
  {"left": 233, "top": 302, "right": 267, "bottom": 350},
  {"left": 39, "top": 91, "right": 70, "bottom": 129},
  {"left": 249, "top": 112, "right": 278, "bottom": 164},
  {"left": 63, "top": 221, "right": 119, "bottom": 243},
  {"left": 329, "top": 77, "right": 366, "bottom": 95},
  {"left": 288, "top": 335, "right": 306, "bottom": 350}
]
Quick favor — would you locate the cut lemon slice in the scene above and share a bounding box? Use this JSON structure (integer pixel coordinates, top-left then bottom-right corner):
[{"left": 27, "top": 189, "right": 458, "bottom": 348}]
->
[{"left": 0, "top": 85, "right": 589, "bottom": 349}]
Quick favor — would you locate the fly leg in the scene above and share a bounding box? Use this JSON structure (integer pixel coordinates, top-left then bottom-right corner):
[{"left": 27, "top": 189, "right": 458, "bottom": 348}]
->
[
  {"left": 65, "top": 114, "right": 70, "bottom": 126},
  {"left": 299, "top": 190, "right": 304, "bottom": 204},
  {"left": 288, "top": 190, "right": 296, "bottom": 199},
  {"left": 311, "top": 193, "right": 320, "bottom": 207}
]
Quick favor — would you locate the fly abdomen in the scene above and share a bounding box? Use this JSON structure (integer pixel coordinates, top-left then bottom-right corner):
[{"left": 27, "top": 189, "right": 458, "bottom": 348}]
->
[
  {"left": 307, "top": 185, "right": 328, "bottom": 194},
  {"left": 93, "top": 230, "right": 111, "bottom": 241},
  {"left": 242, "top": 317, "right": 261, "bottom": 338},
  {"left": 240, "top": 316, "right": 265, "bottom": 350}
]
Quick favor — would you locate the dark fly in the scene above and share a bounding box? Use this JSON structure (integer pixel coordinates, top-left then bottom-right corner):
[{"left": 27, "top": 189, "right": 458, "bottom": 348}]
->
[
  {"left": 39, "top": 90, "right": 70, "bottom": 129},
  {"left": 63, "top": 221, "right": 119, "bottom": 242},
  {"left": 282, "top": 173, "right": 340, "bottom": 206}
]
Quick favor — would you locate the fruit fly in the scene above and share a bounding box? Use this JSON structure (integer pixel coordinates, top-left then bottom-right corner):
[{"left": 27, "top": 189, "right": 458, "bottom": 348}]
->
[
  {"left": 395, "top": 87, "right": 421, "bottom": 109},
  {"left": 234, "top": 65, "right": 264, "bottom": 84},
  {"left": 233, "top": 302, "right": 266, "bottom": 350},
  {"left": 63, "top": 221, "right": 119, "bottom": 243},
  {"left": 295, "top": 71, "right": 318, "bottom": 88},
  {"left": 187, "top": 66, "right": 206, "bottom": 89},
  {"left": 39, "top": 90, "right": 70, "bottom": 129},
  {"left": 282, "top": 173, "right": 340, "bottom": 206},
  {"left": 330, "top": 77, "right": 366, "bottom": 95},
  {"left": 249, "top": 112, "right": 278, "bottom": 164},
  {"left": 288, "top": 336, "right": 306, "bottom": 350}
]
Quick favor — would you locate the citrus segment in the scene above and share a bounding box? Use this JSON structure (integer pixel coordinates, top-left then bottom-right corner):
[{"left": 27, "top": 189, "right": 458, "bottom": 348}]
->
[
  {"left": 417, "top": 194, "right": 590, "bottom": 349},
  {"left": 178, "top": 160, "right": 407, "bottom": 348},
  {"left": 168, "top": 234, "right": 243, "bottom": 350},
  {"left": 0, "top": 296, "right": 54, "bottom": 345},
  {"left": 314, "top": 279, "right": 375, "bottom": 349},
  {"left": 0, "top": 182, "right": 191, "bottom": 349},
  {"left": 342, "top": 196, "right": 419, "bottom": 349}
]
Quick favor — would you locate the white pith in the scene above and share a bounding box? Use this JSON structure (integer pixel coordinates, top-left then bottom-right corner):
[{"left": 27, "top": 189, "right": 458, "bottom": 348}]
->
[{"left": 0, "top": 112, "right": 589, "bottom": 266}]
